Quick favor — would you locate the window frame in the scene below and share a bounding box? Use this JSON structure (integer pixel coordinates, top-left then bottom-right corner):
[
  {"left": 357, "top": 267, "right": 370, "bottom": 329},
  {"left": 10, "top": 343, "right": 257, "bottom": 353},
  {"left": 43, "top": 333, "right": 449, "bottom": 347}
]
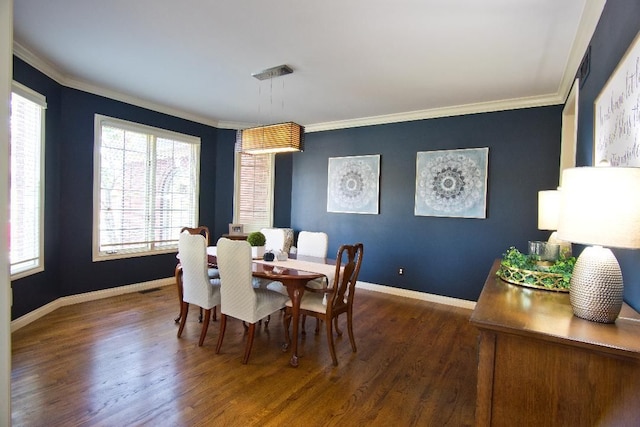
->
[
  {"left": 233, "top": 150, "right": 275, "bottom": 233},
  {"left": 92, "top": 114, "right": 201, "bottom": 261},
  {"left": 10, "top": 81, "right": 46, "bottom": 280}
]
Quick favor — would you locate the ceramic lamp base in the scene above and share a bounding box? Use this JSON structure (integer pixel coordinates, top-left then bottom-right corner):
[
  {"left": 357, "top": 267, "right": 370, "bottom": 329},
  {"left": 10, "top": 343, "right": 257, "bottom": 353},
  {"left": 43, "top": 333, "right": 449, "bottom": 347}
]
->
[{"left": 569, "top": 246, "right": 623, "bottom": 323}]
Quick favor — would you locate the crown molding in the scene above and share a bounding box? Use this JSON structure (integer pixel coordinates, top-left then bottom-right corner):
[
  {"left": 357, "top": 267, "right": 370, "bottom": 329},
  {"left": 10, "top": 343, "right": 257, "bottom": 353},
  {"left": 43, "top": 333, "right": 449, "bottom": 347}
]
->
[
  {"left": 304, "top": 93, "right": 565, "bottom": 133},
  {"left": 14, "top": 0, "right": 606, "bottom": 135},
  {"left": 13, "top": 41, "right": 221, "bottom": 129},
  {"left": 8, "top": 41, "right": 575, "bottom": 134},
  {"left": 63, "top": 74, "right": 221, "bottom": 128},
  {"left": 13, "top": 41, "right": 66, "bottom": 84},
  {"left": 218, "top": 92, "right": 565, "bottom": 133},
  {"left": 305, "top": 0, "right": 607, "bottom": 133}
]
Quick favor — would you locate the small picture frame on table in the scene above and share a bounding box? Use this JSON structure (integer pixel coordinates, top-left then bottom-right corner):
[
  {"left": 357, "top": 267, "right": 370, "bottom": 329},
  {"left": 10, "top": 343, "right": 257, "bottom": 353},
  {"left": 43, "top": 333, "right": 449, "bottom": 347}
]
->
[{"left": 228, "top": 224, "right": 244, "bottom": 235}]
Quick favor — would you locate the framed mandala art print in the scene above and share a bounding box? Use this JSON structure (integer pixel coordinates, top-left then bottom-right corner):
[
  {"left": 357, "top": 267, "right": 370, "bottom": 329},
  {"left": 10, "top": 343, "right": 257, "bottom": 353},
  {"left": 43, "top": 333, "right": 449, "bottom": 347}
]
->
[
  {"left": 327, "top": 154, "right": 380, "bottom": 214},
  {"left": 415, "top": 147, "right": 488, "bottom": 218}
]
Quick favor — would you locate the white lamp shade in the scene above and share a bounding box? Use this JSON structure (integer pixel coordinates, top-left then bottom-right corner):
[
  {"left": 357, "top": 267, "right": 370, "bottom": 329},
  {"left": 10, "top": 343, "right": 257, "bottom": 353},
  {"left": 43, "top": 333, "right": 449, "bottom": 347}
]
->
[
  {"left": 538, "top": 189, "right": 561, "bottom": 230},
  {"left": 557, "top": 167, "right": 640, "bottom": 249}
]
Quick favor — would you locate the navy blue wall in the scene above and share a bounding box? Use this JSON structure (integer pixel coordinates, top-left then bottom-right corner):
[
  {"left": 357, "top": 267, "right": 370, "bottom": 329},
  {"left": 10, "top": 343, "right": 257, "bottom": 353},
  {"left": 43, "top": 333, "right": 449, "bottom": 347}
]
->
[
  {"left": 55, "top": 87, "right": 219, "bottom": 297},
  {"left": 12, "top": 57, "right": 227, "bottom": 317},
  {"left": 11, "top": 58, "right": 294, "bottom": 319},
  {"left": 289, "top": 0, "right": 640, "bottom": 307},
  {"left": 11, "top": 0, "right": 640, "bottom": 318},
  {"left": 574, "top": 0, "right": 640, "bottom": 311},
  {"left": 213, "top": 128, "right": 237, "bottom": 240},
  {"left": 11, "top": 57, "right": 62, "bottom": 313},
  {"left": 291, "top": 108, "right": 561, "bottom": 301}
]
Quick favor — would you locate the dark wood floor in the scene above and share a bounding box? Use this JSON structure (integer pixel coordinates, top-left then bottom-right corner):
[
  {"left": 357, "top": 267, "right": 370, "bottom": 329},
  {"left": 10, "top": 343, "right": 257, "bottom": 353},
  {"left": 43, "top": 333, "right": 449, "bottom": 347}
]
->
[{"left": 11, "top": 285, "right": 478, "bottom": 426}]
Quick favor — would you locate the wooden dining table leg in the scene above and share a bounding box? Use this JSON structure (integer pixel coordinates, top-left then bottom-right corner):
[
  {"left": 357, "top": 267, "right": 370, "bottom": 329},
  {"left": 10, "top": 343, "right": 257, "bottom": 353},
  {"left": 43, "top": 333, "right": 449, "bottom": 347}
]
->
[{"left": 282, "top": 279, "right": 306, "bottom": 368}]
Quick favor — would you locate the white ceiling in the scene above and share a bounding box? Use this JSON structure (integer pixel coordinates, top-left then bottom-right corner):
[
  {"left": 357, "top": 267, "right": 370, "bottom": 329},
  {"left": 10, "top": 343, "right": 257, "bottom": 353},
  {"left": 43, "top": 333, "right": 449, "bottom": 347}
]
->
[{"left": 13, "top": 0, "right": 605, "bottom": 132}]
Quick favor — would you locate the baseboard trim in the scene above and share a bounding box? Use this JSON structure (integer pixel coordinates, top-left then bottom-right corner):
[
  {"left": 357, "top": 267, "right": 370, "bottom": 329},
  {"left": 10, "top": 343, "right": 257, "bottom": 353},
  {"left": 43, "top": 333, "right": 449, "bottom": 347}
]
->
[
  {"left": 356, "top": 281, "right": 477, "bottom": 310},
  {"left": 11, "top": 277, "right": 475, "bottom": 332},
  {"left": 11, "top": 278, "right": 174, "bottom": 332}
]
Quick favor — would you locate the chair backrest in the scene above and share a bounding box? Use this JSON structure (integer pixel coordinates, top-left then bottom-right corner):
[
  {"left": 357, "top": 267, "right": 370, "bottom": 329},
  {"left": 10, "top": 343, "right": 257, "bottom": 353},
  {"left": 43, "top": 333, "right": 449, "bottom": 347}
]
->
[
  {"left": 179, "top": 231, "right": 217, "bottom": 309},
  {"left": 329, "top": 243, "right": 364, "bottom": 311},
  {"left": 260, "top": 228, "right": 287, "bottom": 252},
  {"left": 181, "top": 226, "right": 210, "bottom": 245},
  {"left": 296, "top": 231, "right": 328, "bottom": 258},
  {"left": 216, "top": 238, "right": 258, "bottom": 319}
]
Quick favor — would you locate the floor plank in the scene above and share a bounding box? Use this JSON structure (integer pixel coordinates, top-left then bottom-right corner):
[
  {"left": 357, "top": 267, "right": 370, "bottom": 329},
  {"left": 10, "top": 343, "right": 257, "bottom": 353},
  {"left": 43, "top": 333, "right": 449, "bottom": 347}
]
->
[{"left": 12, "top": 285, "right": 477, "bottom": 426}]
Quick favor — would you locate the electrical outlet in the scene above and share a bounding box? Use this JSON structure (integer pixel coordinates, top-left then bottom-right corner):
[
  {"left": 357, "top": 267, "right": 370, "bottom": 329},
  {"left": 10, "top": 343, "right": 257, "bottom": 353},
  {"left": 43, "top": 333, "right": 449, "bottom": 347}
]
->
[{"left": 398, "top": 267, "right": 404, "bottom": 275}]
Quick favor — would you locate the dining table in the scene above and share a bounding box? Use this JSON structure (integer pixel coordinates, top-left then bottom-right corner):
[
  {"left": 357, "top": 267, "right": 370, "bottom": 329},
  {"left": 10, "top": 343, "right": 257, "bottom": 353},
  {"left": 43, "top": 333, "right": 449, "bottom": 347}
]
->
[{"left": 205, "top": 248, "right": 338, "bottom": 367}]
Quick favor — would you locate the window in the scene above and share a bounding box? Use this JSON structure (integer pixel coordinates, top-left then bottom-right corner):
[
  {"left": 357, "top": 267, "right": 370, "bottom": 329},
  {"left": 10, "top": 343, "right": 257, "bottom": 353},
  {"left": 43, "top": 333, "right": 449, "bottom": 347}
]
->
[
  {"left": 233, "top": 144, "right": 274, "bottom": 232},
  {"left": 93, "top": 115, "right": 200, "bottom": 260},
  {"left": 10, "top": 82, "right": 46, "bottom": 279}
]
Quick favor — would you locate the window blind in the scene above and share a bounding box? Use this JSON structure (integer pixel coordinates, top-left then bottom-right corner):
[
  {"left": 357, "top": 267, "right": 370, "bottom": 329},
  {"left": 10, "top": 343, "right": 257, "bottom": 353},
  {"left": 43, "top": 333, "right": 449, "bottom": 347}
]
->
[
  {"left": 234, "top": 135, "right": 274, "bottom": 232},
  {"left": 95, "top": 115, "right": 200, "bottom": 259},
  {"left": 10, "top": 83, "right": 46, "bottom": 278}
]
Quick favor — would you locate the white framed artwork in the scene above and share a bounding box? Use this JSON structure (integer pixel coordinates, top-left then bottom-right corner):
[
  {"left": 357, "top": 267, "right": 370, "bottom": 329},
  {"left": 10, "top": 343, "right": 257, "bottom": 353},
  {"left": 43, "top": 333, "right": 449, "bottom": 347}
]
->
[
  {"left": 594, "top": 30, "right": 640, "bottom": 166},
  {"left": 327, "top": 154, "right": 380, "bottom": 214},
  {"left": 415, "top": 147, "right": 489, "bottom": 219}
]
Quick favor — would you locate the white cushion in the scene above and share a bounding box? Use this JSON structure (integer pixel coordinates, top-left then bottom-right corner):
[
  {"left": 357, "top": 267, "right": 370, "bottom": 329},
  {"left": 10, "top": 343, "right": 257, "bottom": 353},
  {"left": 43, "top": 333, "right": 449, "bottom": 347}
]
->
[
  {"left": 286, "top": 291, "right": 327, "bottom": 312},
  {"left": 265, "top": 281, "right": 288, "bottom": 296},
  {"left": 296, "top": 231, "right": 328, "bottom": 258},
  {"left": 304, "top": 277, "right": 327, "bottom": 290}
]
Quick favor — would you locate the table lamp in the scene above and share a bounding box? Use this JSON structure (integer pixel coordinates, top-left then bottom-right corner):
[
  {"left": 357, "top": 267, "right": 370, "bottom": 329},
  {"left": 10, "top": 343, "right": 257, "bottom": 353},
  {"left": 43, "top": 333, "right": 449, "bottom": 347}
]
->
[
  {"left": 557, "top": 166, "right": 640, "bottom": 323},
  {"left": 538, "top": 188, "right": 571, "bottom": 258}
]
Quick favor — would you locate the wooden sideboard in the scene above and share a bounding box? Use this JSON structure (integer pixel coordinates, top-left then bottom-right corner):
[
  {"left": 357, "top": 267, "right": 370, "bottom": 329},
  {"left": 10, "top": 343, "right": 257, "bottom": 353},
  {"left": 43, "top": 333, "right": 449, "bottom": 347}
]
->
[{"left": 470, "top": 260, "right": 640, "bottom": 426}]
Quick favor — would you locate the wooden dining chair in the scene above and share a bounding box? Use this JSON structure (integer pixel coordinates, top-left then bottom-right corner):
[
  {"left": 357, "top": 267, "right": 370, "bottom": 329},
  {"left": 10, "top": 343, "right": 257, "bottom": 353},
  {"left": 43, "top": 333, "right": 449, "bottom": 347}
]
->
[
  {"left": 176, "top": 231, "right": 221, "bottom": 346},
  {"left": 175, "top": 226, "right": 218, "bottom": 324},
  {"left": 284, "top": 242, "right": 364, "bottom": 366},
  {"left": 292, "top": 231, "right": 330, "bottom": 329},
  {"left": 215, "top": 238, "right": 289, "bottom": 364}
]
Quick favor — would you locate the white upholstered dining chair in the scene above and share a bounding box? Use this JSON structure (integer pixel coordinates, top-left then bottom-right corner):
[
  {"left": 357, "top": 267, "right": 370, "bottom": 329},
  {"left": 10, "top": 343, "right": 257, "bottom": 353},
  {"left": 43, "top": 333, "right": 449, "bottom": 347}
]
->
[
  {"left": 215, "top": 238, "right": 289, "bottom": 364},
  {"left": 255, "top": 227, "right": 292, "bottom": 292},
  {"left": 176, "top": 231, "right": 221, "bottom": 346},
  {"left": 260, "top": 227, "right": 294, "bottom": 253},
  {"left": 175, "top": 226, "right": 219, "bottom": 324},
  {"left": 296, "top": 231, "right": 329, "bottom": 258}
]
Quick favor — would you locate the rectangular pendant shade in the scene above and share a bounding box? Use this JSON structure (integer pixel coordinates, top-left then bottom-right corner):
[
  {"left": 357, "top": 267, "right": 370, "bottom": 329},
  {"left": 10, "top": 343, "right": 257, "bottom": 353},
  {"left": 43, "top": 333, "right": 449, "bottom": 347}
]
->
[{"left": 241, "top": 122, "right": 304, "bottom": 155}]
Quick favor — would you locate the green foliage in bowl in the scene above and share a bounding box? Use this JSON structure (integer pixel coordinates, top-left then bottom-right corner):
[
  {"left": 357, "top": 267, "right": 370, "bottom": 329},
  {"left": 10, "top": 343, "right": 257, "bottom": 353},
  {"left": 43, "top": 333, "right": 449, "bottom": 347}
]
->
[
  {"left": 501, "top": 246, "right": 576, "bottom": 289},
  {"left": 546, "top": 256, "right": 577, "bottom": 288},
  {"left": 247, "top": 231, "right": 266, "bottom": 247},
  {"left": 501, "top": 246, "right": 537, "bottom": 270}
]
